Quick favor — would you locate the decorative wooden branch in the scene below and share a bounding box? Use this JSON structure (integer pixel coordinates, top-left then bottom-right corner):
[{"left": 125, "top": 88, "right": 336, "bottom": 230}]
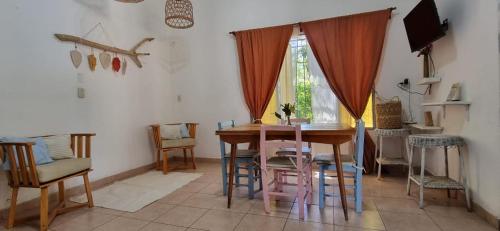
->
[{"left": 54, "top": 33, "right": 154, "bottom": 68}]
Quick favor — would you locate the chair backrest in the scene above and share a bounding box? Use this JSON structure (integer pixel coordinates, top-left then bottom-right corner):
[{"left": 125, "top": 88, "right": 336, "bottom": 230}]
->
[
  {"left": 150, "top": 123, "right": 198, "bottom": 150},
  {"left": 217, "top": 120, "right": 235, "bottom": 158},
  {"left": 260, "top": 125, "right": 304, "bottom": 170}
]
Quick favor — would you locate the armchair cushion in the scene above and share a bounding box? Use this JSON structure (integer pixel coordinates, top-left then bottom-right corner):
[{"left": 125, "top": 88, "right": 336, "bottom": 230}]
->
[
  {"left": 43, "top": 135, "right": 74, "bottom": 160},
  {"left": 36, "top": 158, "right": 91, "bottom": 183},
  {"left": 1, "top": 137, "right": 54, "bottom": 170},
  {"left": 160, "top": 125, "right": 182, "bottom": 140},
  {"left": 162, "top": 138, "right": 195, "bottom": 148},
  {"left": 180, "top": 123, "right": 191, "bottom": 138}
]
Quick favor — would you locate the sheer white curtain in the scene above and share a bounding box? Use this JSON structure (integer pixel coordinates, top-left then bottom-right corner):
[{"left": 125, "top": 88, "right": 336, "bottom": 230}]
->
[{"left": 308, "top": 45, "right": 339, "bottom": 123}]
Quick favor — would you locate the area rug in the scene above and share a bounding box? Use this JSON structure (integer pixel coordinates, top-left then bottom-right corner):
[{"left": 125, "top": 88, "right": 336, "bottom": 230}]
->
[{"left": 70, "top": 171, "right": 202, "bottom": 212}]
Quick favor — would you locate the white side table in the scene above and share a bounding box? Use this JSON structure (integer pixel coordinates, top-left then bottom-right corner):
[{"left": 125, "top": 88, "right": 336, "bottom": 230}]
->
[{"left": 374, "top": 128, "right": 410, "bottom": 179}]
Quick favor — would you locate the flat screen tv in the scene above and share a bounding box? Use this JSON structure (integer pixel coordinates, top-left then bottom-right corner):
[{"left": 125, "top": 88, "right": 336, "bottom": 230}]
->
[{"left": 404, "top": 0, "right": 447, "bottom": 52}]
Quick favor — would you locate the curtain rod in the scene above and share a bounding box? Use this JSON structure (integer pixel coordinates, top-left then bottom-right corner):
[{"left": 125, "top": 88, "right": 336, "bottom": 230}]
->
[{"left": 229, "top": 7, "right": 397, "bottom": 35}]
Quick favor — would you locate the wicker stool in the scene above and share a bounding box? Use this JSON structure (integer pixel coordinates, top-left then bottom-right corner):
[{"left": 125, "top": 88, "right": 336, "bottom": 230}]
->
[
  {"left": 374, "top": 128, "right": 410, "bottom": 179},
  {"left": 407, "top": 134, "right": 471, "bottom": 210}
]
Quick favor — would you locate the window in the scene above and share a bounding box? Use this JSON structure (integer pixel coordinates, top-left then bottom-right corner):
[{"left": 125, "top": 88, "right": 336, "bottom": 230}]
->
[{"left": 262, "top": 35, "right": 374, "bottom": 128}]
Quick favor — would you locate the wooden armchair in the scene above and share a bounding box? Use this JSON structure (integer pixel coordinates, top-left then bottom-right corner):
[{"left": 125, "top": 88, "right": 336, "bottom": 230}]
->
[
  {"left": 0, "top": 133, "right": 95, "bottom": 231},
  {"left": 150, "top": 123, "right": 198, "bottom": 174}
]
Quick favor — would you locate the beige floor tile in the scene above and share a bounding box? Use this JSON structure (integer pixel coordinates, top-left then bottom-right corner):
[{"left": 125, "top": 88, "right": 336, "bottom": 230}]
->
[
  {"left": 154, "top": 206, "right": 207, "bottom": 227},
  {"left": 178, "top": 182, "right": 211, "bottom": 193},
  {"left": 427, "top": 211, "right": 497, "bottom": 231},
  {"left": 333, "top": 208, "right": 385, "bottom": 230},
  {"left": 94, "top": 217, "right": 148, "bottom": 231},
  {"left": 288, "top": 203, "right": 334, "bottom": 224},
  {"left": 380, "top": 211, "right": 439, "bottom": 231},
  {"left": 90, "top": 207, "right": 126, "bottom": 216},
  {"left": 198, "top": 183, "right": 224, "bottom": 195},
  {"left": 248, "top": 201, "right": 293, "bottom": 218},
  {"left": 334, "top": 225, "right": 382, "bottom": 230},
  {"left": 121, "top": 202, "right": 176, "bottom": 221},
  {"left": 283, "top": 219, "right": 335, "bottom": 231},
  {"left": 212, "top": 196, "right": 254, "bottom": 213},
  {"left": 51, "top": 211, "right": 116, "bottom": 231},
  {"left": 180, "top": 193, "right": 219, "bottom": 209},
  {"left": 49, "top": 207, "right": 92, "bottom": 227},
  {"left": 158, "top": 191, "right": 195, "bottom": 205},
  {"left": 235, "top": 214, "right": 286, "bottom": 231},
  {"left": 191, "top": 209, "right": 245, "bottom": 231},
  {"left": 140, "top": 222, "right": 187, "bottom": 231},
  {"left": 372, "top": 198, "right": 424, "bottom": 214}
]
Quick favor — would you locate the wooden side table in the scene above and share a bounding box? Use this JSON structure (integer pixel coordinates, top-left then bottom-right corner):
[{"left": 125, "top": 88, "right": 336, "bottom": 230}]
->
[{"left": 374, "top": 128, "right": 410, "bottom": 179}]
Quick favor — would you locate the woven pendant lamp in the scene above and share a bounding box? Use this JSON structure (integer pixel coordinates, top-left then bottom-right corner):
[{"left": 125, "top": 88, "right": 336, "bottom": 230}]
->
[{"left": 165, "top": 0, "right": 194, "bottom": 29}]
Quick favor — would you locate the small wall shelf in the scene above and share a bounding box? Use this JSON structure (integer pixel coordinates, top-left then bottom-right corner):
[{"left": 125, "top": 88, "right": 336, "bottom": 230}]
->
[
  {"left": 417, "top": 77, "right": 441, "bottom": 85},
  {"left": 408, "top": 124, "right": 444, "bottom": 132},
  {"left": 421, "top": 101, "right": 471, "bottom": 120}
]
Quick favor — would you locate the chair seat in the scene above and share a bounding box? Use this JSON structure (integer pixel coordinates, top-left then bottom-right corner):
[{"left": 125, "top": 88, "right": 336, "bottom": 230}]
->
[
  {"left": 162, "top": 138, "right": 195, "bottom": 148},
  {"left": 275, "top": 147, "right": 311, "bottom": 156},
  {"left": 313, "top": 153, "right": 353, "bottom": 165},
  {"left": 36, "top": 158, "right": 91, "bottom": 183},
  {"left": 224, "top": 149, "right": 259, "bottom": 158},
  {"left": 267, "top": 156, "right": 310, "bottom": 168}
]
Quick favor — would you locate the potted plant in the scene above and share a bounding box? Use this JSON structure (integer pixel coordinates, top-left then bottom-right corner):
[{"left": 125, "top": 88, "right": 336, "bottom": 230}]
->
[{"left": 274, "top": 103, "right": 295, "bottom": 125}]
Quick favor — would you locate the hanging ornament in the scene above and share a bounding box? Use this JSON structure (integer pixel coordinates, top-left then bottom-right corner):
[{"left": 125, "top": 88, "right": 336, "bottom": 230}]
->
[
  {"left": 70, "top": 43, "right": 82, "bottom": 68},
  {"left": 112, "top": 54, "right": 121, "bottom": 72},
  {"left": 121, "top": 57, "right": 127, "bottom": 75},
  {"left": 99, "top": 51, "right": 111, "bottom": 69},
  {"left": 87, "top": 48, "right": 97, "bottom": 71}
]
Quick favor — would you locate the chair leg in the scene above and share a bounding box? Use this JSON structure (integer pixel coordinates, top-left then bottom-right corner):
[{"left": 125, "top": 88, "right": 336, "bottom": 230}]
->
[
  {"left": 235, "top": 160, "right": 240, "bottom": 187},
  {"left": 40, "top": 187, "right": 49, "bottom": 231},
  {"left": 444, "top": 146, "right": 451, "bottom": 198},
  {"left": 5, "top": 187, "right": 18, "bottom": 229},
  {"left": 83, "top": 173, "right": 94, "bottom": 208},
  {"left": 306, "top": 165, "right": 312, "bottom": 205},
  {"left": 247, "top": 165, "right": 255, "bottom": 199},
  {"left": 183, "top": 148, "right": 188, "bottom": 165},
  {"left": 221, "top": 158, "right": 228, "bottom": 196},
  {"left": 156, "top": 149, "right": 161, "bottom": 170},
  {"left": 58, "top": 181, "right": 65, "bottom": 204},
  {"left": 190, "top": 148, "right": 197, "bottom": 169},
  {"left": 163, "top": 151, "right": 169, "bottom": 174},
  {"left": 318, "top": 165, "right": 326, "bottom": 209},
  {"left": 297, "top": 168, "right": 305, "bottom": 220},
  {"left": 261, "top": 167, "right": 271, "bottom": 214},
  {"left": 355, "top": 167, "right": 363, "bottom": 213}
]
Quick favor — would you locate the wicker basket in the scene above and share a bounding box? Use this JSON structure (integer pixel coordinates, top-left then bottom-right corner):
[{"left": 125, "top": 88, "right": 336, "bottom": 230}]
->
[{"left": 375, "top": 97, "right": 402, "bottom": 129}]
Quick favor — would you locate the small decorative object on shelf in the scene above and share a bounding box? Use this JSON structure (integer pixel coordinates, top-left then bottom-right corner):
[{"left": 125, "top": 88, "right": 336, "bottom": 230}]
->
[
  {"left": 274, "top": 103, "right": 295, "bottom": 125},
  {"left": 424, "top": 111, "right": 434, "bottom": 126},
  {"left": 417, "top": 77, "right": 441, "bottom": 85},
  {"left": 446, "top": 83, "right": 461, "bottom": 101}
]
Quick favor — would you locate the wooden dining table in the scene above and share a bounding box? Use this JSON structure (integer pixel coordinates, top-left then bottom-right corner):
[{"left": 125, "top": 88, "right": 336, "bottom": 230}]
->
[{"left": 215, "top": 123, "right": 356, "bottom": 220}]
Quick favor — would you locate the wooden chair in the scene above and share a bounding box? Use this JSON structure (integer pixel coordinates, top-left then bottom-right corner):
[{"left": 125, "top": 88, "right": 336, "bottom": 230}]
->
[
  {"left": 0, "top": 133, "right": 95, "bottom": 231},
  {"left": 218, "top": 120, "right": 261, "bottom": 199},
  {"left": 259, "top": 125, "right": 313, "bottom": 220},
  {"left": 150, "top": 123, "right": 198, "bottom": 174},
  {"left": 313, "top": 120, "right": 365, "bottom": 213}
]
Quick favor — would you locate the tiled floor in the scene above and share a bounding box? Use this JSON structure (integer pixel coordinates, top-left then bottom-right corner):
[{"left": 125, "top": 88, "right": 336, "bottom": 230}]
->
[{"left": 1, "top": 161, "right": 496, "bottom": 231}]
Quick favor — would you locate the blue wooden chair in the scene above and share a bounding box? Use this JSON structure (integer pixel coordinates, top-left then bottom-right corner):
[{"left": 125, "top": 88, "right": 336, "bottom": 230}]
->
[
  {"left": 313, "top": 120, "right": 365, "bottom": 213},
  {"left": 218, "top": 120, "right": 261, "bottom": 199}
]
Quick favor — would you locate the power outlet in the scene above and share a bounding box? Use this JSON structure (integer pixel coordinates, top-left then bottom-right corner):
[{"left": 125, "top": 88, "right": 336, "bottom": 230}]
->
[{"left": 400, "top": 78, "right": 409, "bottom": 86}]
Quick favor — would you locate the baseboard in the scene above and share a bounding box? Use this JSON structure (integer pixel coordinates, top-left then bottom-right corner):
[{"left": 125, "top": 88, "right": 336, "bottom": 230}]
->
[{"left": 471, "top": 199, "right": 500, "bottom": 230}]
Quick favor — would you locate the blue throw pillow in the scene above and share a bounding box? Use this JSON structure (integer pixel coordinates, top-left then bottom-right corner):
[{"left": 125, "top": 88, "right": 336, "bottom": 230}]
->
[
  {"left": 180, "top": 123, "right": 191, "bottom": 138},
  {"left": 1, "top": 137, "right": 54, "bottom": 170}
]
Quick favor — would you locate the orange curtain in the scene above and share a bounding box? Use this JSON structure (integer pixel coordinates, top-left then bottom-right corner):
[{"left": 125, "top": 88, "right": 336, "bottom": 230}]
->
[
  {"left": 235, "top": 25, "right": 293, "bottom": 123},
  {"left": 301, "top": 9, "right": 391, "bottom": 173}
]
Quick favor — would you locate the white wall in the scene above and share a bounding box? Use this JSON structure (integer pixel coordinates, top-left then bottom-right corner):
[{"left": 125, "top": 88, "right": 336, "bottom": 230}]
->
[
  {"left": 0, "top": 0, "right": 179, "bottom": 209},
  {"left": 168, "top": 0, "right": 426, "bottom": 159},
  {"left": 167, "top": 0, "right": 500, "bottom": 219},
  {"left": 424, "top": 0, "right": 500, "bottom": 217}
]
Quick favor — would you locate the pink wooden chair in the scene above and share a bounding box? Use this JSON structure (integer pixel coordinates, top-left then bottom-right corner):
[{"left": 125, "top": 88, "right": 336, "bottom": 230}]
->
[{"left": 259, "top": 125, "right": 313, "bottom": 219}]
